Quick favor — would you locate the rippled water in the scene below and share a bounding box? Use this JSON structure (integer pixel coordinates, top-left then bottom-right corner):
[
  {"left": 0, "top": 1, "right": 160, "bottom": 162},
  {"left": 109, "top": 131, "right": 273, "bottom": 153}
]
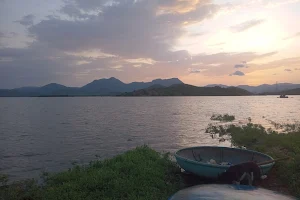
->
[{"left": 0, "top": 96, "right": 299, "bottom": 181}]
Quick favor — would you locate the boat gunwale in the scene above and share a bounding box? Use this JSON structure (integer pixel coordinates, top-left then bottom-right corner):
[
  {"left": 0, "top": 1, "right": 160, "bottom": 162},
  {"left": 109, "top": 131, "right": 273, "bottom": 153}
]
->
[{"left": 174, "top": 146, "right": 274, "bottom": 169}]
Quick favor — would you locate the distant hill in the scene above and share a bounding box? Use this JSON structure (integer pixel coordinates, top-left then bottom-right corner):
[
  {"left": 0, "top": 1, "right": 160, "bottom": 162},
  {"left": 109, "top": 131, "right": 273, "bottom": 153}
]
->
[
  {"left": 261, "top": 88, "right": 300, "bottom": 95},
  {"left": 0, "top": 77, "right": 183, "bottom": 97},
  {"left": 205, "top": 84, "right": 228, "bottom": 88},
  {"left": 206, "top": 83, "right": 300, "bottom": 94},
  {"left": 282, "top": 88, "right": 300, "bottom": 95},
  {"left": 120, "top": 84, "right": 252, "bottom": 96}
]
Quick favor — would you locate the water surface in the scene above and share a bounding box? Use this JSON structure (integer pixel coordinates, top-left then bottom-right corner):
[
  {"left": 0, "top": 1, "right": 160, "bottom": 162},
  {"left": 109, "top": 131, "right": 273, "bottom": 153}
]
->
[{"left": 0, "top": 96, "right": 299, "bottom": 181}]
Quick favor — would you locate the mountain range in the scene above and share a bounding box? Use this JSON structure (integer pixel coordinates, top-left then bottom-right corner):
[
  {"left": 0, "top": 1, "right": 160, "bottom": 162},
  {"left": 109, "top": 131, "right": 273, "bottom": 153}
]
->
[
  {"left": 206, "top": 83, "right": 300, "bottom": 94},
  {"left": 0, "top": 77, "right": 183, "bottom": 97},
  {"left": 1, "top": 78, "right": 300, "bottom": 97}
]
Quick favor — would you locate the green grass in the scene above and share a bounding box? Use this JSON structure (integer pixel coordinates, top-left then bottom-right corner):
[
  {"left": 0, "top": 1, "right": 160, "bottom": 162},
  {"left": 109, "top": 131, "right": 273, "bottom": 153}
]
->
[
  {"left": 206, "top": 122, "right": 300, "bottom": 197},
  {"left": 0, "top": 146, "right": 181, "bottom": 200},
  {"left": 210, "top": 114, "right": 235, "bottom": 122}
]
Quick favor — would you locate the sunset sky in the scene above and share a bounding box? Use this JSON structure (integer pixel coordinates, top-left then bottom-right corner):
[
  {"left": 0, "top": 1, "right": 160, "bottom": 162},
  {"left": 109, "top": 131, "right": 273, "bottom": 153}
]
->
[{"left": 1, "top": 0, "right": 300, "bottom": 88}]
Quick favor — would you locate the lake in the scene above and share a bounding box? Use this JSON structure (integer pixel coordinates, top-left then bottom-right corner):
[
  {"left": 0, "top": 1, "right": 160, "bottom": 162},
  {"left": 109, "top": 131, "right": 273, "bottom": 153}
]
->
[{"left": 0, "top": 96, "right": 299, "bottom": 181}]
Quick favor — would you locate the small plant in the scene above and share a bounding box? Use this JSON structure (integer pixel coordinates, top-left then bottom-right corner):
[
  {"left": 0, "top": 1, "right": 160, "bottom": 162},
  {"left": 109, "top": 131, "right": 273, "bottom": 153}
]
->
[
  {"left": 0, "top": 174, "right": 8, "bottom": 186},
  {"left": 266, "top": 120, "right": 300, "bottom": 132},
  {"left": 210, "top": 114, "right": 235, "bottom": 122},
  {"left": 205, "top": 123, "right": 229, "bottom": 137}
]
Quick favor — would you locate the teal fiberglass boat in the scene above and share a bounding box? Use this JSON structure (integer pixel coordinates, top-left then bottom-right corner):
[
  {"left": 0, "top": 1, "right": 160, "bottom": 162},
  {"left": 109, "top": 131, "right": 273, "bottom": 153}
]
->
[{"left": 174, "top": 146, "right": 274, "bottom": 179}]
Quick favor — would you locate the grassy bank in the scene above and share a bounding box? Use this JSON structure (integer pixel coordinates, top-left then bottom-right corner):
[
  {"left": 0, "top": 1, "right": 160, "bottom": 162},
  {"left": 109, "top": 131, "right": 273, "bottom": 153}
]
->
[
  {"left": 0, "top": 146, "right": 181, "bottom": 200},
  {"left": 207, "top": 122, "right": 300, "bottom": 197}
]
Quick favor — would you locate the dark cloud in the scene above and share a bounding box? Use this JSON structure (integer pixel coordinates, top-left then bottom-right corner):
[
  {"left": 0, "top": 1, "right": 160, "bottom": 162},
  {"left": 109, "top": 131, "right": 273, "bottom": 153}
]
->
[
  {"left": 0, "top": 31, "right": 18, "bottom": 38},
  {"left": 234, "top": 64, "right": 248, "bottom": 68},
  {"left": 9, "top": 32, "right": 18, "bottom": 37},
  {"left": 229, "top": 71, "right": 245, "bottom": 76},
  {"left": 0, "top": 45, "right": 75, "bottom": 88},
  {"left": 29, "top": 0, "right": 219, "bottom": 61},
  {"left": 1, "top": 0, "right": 223, "bottom": 88},
  {"left": 284, "top": 69, "right": 292, "bottom": 72},
  {"left": 14, "top": 14, "right": 35, "bottom": 26},
  {"left": 230, "top": 19, "right": 265, "bottom": 32}
]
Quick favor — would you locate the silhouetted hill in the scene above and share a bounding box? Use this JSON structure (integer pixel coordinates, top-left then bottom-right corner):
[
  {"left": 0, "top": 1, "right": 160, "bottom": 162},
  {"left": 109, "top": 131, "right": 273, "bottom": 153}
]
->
[
  {"left": 206, "top": 83, "right": 300, "bottom": 94},
  {"left": 80, "top": 77, "right": 127, "bottom": 95},
  {"left": 0, "top": 77, "right": 183, "bottom": 97},
  {"left": 120, "top": 84, "right": 252, "bottom": 96},
  {"left": 283, "top": 88, "right": 300, "bottom": 95},
  {"left": 261, "top": 88, "right": 300, "bottom": 95},
  {"left": 125, "top": 78, "right": 182, "bottom": 91},
  {"left": 38, "top": 83, "right": 68, "bottom": 95},
  {"left": 146, "top": 84, "right": 165, "bottom": 89}
]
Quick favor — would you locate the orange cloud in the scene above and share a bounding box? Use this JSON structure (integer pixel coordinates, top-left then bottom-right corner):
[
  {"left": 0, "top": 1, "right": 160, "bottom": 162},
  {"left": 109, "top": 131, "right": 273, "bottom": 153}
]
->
[{"left": 158, "top": 0, "right": 211, "bottom": 14}]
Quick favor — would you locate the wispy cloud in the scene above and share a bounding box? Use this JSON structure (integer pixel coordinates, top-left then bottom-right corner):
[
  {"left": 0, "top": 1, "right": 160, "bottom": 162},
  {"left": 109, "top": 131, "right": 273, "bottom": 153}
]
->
[
  {"left": 209, "top": 42, "right": 226, "bottom": 46},
  {"left": 189, "top": 32, "right": 206, "bottom": 37},
  {"left": 230, "top": 19, "right": 265, "bottom": 32},
  {"left": 283, "top": 32, "right": 300, "bottom": 40},
  {"left": 0, "top": 31, "right": 18, "bottom": 38},
  {"left": 234, "top": 61, "right": 248, "bottom": 68},
  {"left": 265, "top": 0, "right": 300, "bottom": 8},
  {"left": 188, "top": 68, "right": 202, "bottom": 73},
  {"left": 14, "top": 14, "right": 35, "bottom": 26}
]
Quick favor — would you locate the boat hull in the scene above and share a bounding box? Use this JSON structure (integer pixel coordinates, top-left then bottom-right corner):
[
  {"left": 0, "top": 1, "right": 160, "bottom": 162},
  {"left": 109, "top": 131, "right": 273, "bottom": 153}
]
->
[{"left": 175, "top": 146, "right": 274, "bottom": 179}]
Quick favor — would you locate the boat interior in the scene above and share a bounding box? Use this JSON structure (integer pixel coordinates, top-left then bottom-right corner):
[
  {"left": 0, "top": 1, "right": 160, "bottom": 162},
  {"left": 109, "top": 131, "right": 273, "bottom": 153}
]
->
[{"left": 176, "top": 147, "right": 273, "bottom": 165}]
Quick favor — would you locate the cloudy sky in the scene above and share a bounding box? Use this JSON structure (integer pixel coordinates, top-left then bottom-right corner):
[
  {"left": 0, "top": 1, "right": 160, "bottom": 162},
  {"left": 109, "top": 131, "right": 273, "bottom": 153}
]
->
[{"left": 1, "top": 0, "right": 300, "bottom": 88}]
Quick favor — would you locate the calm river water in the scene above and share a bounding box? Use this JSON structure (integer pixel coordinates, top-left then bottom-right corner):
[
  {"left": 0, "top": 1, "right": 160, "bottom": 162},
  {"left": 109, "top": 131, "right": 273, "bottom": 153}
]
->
[{"left": 0, "top": 96, "right": 299, "bottom": 181}]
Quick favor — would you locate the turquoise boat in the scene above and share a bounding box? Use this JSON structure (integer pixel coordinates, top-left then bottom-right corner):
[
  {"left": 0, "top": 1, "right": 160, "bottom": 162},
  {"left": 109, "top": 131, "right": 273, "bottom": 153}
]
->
[{"left": 175, "top": 146, "right": 274, "bottom": 179}]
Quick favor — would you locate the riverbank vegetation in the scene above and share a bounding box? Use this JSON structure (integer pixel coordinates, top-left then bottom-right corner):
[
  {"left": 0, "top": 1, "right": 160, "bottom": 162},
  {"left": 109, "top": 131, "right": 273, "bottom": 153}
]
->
[
  {"left": 0, "top": 146, "right": 181, "bottom": 200},
  {"left": 210, "top": 113, "right": 235, "bottom": 122}
]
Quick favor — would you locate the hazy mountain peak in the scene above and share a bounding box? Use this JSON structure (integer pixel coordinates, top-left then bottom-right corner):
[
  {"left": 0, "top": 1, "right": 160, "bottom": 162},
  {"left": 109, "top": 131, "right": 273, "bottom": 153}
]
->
[
  {"left": 151, "top": 78, "right": 183, "bottom": 85},
  {"left": 41, "top": 83, "right": 66, "bottom": 88}
]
